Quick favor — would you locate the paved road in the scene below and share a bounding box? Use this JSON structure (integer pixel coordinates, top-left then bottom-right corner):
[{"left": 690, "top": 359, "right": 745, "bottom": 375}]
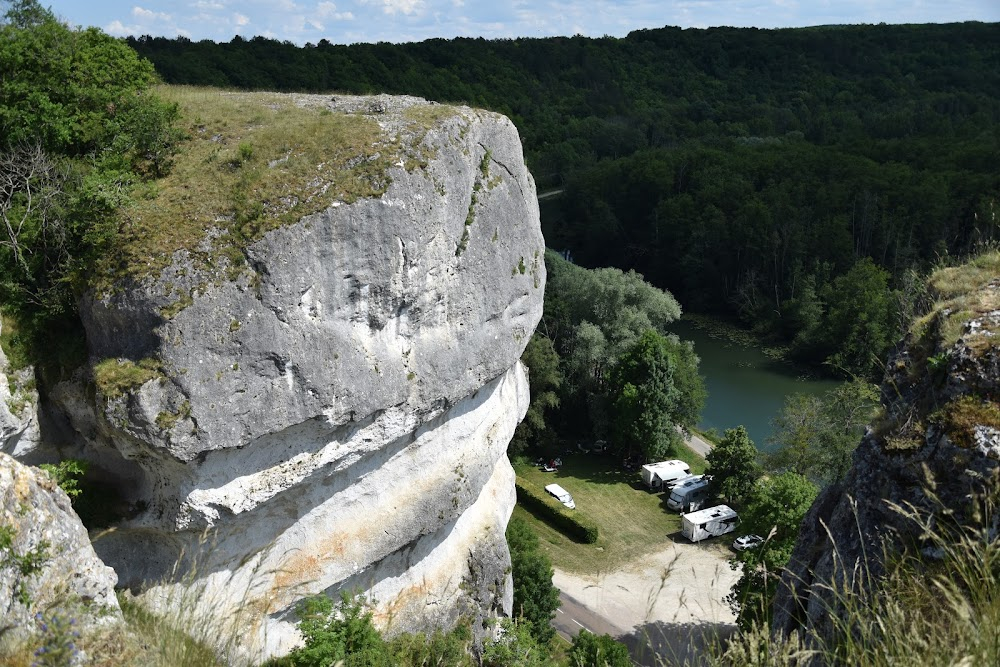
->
[
  {"left": 552, "top": 590, "right": 628, "bottom": 643},
  {"left": 684, "top": 430, "right": 714, "bottom": 458}
]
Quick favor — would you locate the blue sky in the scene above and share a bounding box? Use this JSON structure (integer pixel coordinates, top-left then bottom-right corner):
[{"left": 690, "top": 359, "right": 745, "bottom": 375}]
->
[{"left": 40, "top": 1, "right": 1000, "bottom": 45}]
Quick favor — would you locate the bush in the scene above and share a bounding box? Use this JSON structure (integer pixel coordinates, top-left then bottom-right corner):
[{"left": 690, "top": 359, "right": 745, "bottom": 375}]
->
[
  {"left": 568, "top": 630, "right": 631, "bottom": 667},
  {"left": 514, "top": 482, "right": 599, "bottom": 543},
  {"left": 507, "top": 518, "right": 560, "bottom": 645},
  {"left": 282, "top": 592, "right": 392, "bottom": 667},
  {"left": 38, "top": 459, "right": 88, "bottom": 501}
]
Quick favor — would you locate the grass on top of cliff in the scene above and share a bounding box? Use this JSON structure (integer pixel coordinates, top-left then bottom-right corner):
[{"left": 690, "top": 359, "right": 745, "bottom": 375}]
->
[
  {"left": 913, "top": 250, "right": 1000, "bottom": 352},
  {"left": 513, "top": 446, "right": 708, "bottom": 575},
  {"left": 95, "top": 85, "right": 455, "bottom": 289}
]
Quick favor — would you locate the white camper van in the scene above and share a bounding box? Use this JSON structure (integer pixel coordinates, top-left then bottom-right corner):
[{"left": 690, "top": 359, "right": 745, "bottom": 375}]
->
[
  {"left": 640, "top": 460, "right": 691, "bottom": 490},
  {"left": 681, "top": 505, "right": 738, "bottom": 543},
  {"left": 545, "top": 483, "right": 576, "bottom": 510},
  {"left": 666, "top": 475, "right": 710, "bottom": 512}
]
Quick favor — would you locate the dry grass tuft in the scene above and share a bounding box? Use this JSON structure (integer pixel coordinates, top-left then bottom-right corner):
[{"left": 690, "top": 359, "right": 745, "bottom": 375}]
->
[
  {"left": 93, "top": 358, "right": 163, "bottom": 397},
  {"left": 910, "top": 250, "right": 1000, "bottom": 353},
  {"left": 702, "top": 481, "right": 1000, "bottom": 667}
]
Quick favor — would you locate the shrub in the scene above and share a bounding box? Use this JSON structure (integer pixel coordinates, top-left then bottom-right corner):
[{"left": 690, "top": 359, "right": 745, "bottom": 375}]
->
[
  {"left": 568, "top": 630, "right": 631, "bottom": 667},
  {"left": 481, "top": 618, "right": 547, "bottom": 667},
  {"left": 283, "top": 592, "right": 392, "bottom": 667},
  {"left": 38, "top": 459, "right": 88, "bottom": 501},
  {"left": 507, "top": 518, "right": 560, "bottom": 645},
  {"left": 514, "top": 482, "right": 599, "bottom": 543}
]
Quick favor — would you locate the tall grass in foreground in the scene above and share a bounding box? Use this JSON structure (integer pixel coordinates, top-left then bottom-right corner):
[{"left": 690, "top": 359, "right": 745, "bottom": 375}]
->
[
  {"left": 706, "top": 486, "right": 1000, "bottom": 667},
  {"left": 0, "top": 533, "right": 277, "bottom": 667}
]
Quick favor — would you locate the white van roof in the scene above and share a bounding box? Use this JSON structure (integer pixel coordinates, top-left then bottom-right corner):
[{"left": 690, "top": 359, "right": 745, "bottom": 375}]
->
[
  {"left": 683, "top": 504, "right": 737, "bottom": 522},
  {"left": 642, "top": 460, "right": 689, "bottom": 473},
  {"left": 545, "top": 483, "right": 570, "bottom": 497},
  {"left": 675, "top": 475, "right": 707, "bottom": 490}
]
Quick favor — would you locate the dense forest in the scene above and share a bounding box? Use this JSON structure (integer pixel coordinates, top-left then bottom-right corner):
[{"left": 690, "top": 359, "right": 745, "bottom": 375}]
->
[{"left": 128, "top": 23, "right": 1000, "bottom": 377}]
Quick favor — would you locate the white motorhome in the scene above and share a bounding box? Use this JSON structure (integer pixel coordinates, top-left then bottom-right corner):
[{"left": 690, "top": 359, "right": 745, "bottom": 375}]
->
[
  {"left": 545, "top": 483, "right": 576, "bottom": 509},
  {"left": 666, "top": 475, "right": 710, "bottom": 512},
  {"left": 640, "top": 460, "right": 691, "bottom": 490},
  {"left": 681, "top": 505, "right": 739, "bottom": 543}
]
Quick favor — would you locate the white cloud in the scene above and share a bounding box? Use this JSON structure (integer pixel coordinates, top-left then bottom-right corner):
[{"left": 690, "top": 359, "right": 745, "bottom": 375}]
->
[
  {"left": 315, "top": 1, "right": 353, "bottom": 21},
  {"left": 234, "top": 12, "right": 249, "bottom": 26},
  {"left": 133, "top": 6, "right": 172, "bottom": 22},
  {"left": 104, "top": 19, "right": 134, "bottom": 36},
  {"left": 360, "top": 0, "right": 426, "bottom": 16},
  {"left": 189, "top": 1, "right": 226, "bottom": 9}
]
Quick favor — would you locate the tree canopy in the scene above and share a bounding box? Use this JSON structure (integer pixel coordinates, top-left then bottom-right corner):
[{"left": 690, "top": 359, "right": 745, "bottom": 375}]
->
[
  {"left": 517, "top": 251, "right": 704, "bottom": 456},
  {"left": 706, "top": 426, "right": 762, "bottom": 507},
  {"left": 507, "top": 517, "right": 561, "bottom": 645},
  {"left": 608, "top": 329, "right": 705, "bottom": 460},
  {"left": 767, "top": 379, "right": 879, "bottom": 485},
  {"left": 727, "top": 472, "right": 819, "bottom": 629},
  {"left": 0, "top": 0, "right": 180, "bottom": 376}
]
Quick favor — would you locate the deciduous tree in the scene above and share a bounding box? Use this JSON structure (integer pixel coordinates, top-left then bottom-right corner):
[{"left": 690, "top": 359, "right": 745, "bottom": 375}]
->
[
  {"left": 706, "top": 425, "right": 761, "bottom": 506},
  {"left": 507, "top": 517, "right": 560, "bottom": 645},
  {"left": 608, "top": 329, "right": 705, "bottom": 460},
  {"left": 509, "top": 334, "right": 562, "bottom": 456},
  {"left": 727, "top": 472, "right": 818, "bottom": 629}
]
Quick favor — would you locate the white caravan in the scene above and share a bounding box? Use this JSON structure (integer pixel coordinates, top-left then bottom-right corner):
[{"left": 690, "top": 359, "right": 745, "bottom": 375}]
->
[
  {"left": 681, "top": 505, "right": 739, "bottom": 542},
  {"left": 666, "top": 475, "right": 710, "bottom": 512},
  {"left": 640, "top": 460, "right": 691, "bottom": 490}
]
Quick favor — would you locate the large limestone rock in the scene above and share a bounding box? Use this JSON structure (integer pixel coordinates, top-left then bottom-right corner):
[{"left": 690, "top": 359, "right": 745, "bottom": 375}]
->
[
  {"left": 46, "top": 93, "right": 544, "bottom": 658},
  {"left": 0, "top": 453, "right": 121, "bottom": 643},
  {"left": 773, "top": 269, "right": 1000, "bottom": 640}
]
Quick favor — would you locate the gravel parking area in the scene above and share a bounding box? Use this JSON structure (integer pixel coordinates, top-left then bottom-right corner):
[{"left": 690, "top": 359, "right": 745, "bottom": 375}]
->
[{"left": 553, "top": 537, "right": 739, "bottom": 631}]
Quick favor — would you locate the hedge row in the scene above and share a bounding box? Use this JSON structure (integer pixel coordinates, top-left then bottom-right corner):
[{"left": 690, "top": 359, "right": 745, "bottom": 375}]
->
[{"left": 515, "top": 482, "right": 599, "bottom": 544}]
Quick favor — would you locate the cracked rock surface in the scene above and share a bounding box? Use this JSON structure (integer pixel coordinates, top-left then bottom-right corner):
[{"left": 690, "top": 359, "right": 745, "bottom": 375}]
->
[
  {"left": 0, "top": 453, "right": 121, "bottom": 643},
  {"left": 43, "top": 93, "right": 544, "bottom": 659}
]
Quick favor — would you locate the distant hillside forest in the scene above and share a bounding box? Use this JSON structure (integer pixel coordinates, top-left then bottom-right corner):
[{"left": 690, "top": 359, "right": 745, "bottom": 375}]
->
[{"left": 129, "top": 23, "right": 1000, "bottom": 377}]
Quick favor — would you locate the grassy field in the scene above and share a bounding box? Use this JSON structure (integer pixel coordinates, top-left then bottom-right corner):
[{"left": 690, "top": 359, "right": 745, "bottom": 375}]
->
[{"left": 514, "top": 444, "right": 707, "bottom": 575}]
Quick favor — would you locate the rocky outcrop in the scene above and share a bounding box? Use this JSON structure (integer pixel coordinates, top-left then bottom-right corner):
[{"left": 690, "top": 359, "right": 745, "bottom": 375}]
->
[
  {"left": 41, "top": 93, "right": 544, "bottom": 659},
  {"left": 0, "top": 453, "right": 121, "bottom": 643},
  {"left": 773, "top": 264, "right": 1000, "bottom": 639},
  {"left": 0, "top": 322, "right": 41, "bottom": 460}
]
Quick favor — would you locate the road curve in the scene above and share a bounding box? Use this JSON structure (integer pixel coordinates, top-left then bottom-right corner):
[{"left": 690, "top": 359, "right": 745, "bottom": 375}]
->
[
  {"left": 683, "top": 429, "right": 713, "bottom": 458},
  {"left": 552, "top": 590, "right": 629, "bottom": 643}
]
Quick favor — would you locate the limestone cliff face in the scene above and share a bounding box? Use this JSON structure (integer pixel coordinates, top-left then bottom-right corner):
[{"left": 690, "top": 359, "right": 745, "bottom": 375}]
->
[
  {"left": 0, "top": 453, "right": 121, "bottom": 642},
  {"left": 45, "top": 94, "right": 544, "bottom": 658},
  {"left": 773, "top": 262, "right": 1000, "bottom": 639}
]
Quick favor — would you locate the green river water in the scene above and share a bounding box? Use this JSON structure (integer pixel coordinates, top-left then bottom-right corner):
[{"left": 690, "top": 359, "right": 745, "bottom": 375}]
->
[{"left": 667, "top": 319, "right": 842, "bottom": 452}]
